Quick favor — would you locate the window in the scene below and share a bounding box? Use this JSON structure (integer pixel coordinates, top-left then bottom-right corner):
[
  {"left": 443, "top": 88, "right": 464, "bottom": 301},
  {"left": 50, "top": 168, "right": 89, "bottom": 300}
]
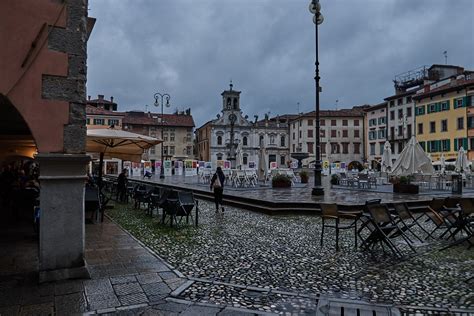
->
[
  {"left": 398, "top": 125, "right": 403, "bottom": 136},
  {"left": 93, "top": 118, "right": 105, "bottom": 125},
  {"left": 150, "top": 146, "right": 155, "bottom": 155},
  {"left": 378, "top": 129, "right": 386, "bottom": 139},
  {"left": 292, "top": 144, "right": 295, "bottom": 152},
  {"left": 331, "top": 143, "right": 340, "bottom": 154},
  {"left": 398, "top": 141, "right": 404, "bottom": 154},
  {"left": 170, "top": 133, "right": 175, "bottom": 141},
  {"left": 342, "top": 130, "right": 348, "bottom": 138},
  {"left": 342, "top": 120, "right": 348, "bottom": 126},
  {"left": 217, "top": 154, "right": 222, "bottom": 160},
  {"left": 293, "top": 123, "right": 296, "bottom": 128},
  {"left": 331, "top": 119, "right": 337, "bottom": 126},
  {"left": 321, "top": 143, "right": 326, "bottom": 154},
  {"left": 441, "top": 101, "right": 449, "bottom": 111},
  {"left": 458, "top": 117, "right": 464, "bottom": 130},
  {"left": 186, "top": 146, "right": 192, "bottom": 155},
  {"left": 243, "top": 136, "right": 248, "bottom": 146},
  {"left": 331, "top": 130, "right": 336, "bottom": 138},
  {"left": 292, "top": 132, "right": 295, "bottom": 140},
  {"left": 354, "top": 120, "right": 359, "bottom": 126},
  {"left": 308, "top": 119, "right": 313, "bottom": 126},
  {"left": 299, "top": 120, "right": 302, "bottom": 127},
  {"left": 406, "top": 96, "right": 412, "bottom": 103},
  {"left": 353, "top": 143, "right": 360, "bottom": 154},
  {"left": 342, "top": 143, "right": 349, "bottom": 154},
  {"left": 429, "top": 141, "right": 437, "bottom": 153},
  {"left": 370, "top": 143, "right": 375, "bottom": 155},
  {"left": 442, "top": 139, "right": 450, "bottom": 152},
  {"left": 397, "top": 98, "right": 403, "bottom": 105},
  {"left": 307, "top": 142, "right": 314, "bottom": 154},
  {"left": 406, "top": 107, "right": 412, "bottom": 117},
  {"left": 380, "top": 143, "right": 384, "bottom": 155},
  {"left": 86, "top": 118, "right": 90, "bottom": 125},
  {"left": 308, "top": 130, "right": 313, "bottom": 138},
  {"left": 217, "top": 135, "right": 222, "bottom": 145},
  {"left": 320, "top": 119, "right": 325, "bottom": 126},
  {"left": 354, "top": 130, "right": 360, "bottom": 138},
  {"left": 398, "top": 109, "right": 403, "bottom": 119},
  {"left": 407, "top": 125, "right": 412, "bottom": 138},
  {"left": 243, "top": 155, "right": 248, "bottom": 165},
  {"left": 428, "top": 103, "right": 436, "bottom": 113},
  {"left": 416, "top": 106, "right": 425, "bottom": 116},
  {"left": 280, "top": 136, "right": 285, "bottom": 147},
  {"left": 170, "top": 146, "right": 175, "bottom": 155},
  {"left": 389, "top": 100, "right": 395, "bottom": 107},
  {"left": 369, "top": 118, "right": 377, "bottom": 126},
  {"left": 280, "top": 155, "right": 285, "bottom": 166},
  {"left": 469, "top": 117, "right": 474, "bottom": 129},
  {"left": 390, "top": 111, "right": 395, "bottom": 120},
  {"left": 260, "top": 135, "right": 264, "bottom": 145},
  {"left": 369, "top": 131, "right": 376, "bottom": 140},
  {"left": 378, "top": 117, "right": 386, "bottom": 125},
  {"left": 320, "top": 130, "right": 325, "bottom": 137},
  {"left": 418, "top": 123, "right": 423, "bottom": 135},
  {"left": 270, "top": 135, "right": 275, "bottom": 144},
  {"left": 163, "top": 146, "right": 168, "bottom": 155},
  {"left": 390, "top": 127, "right": 395, "bottom": 138},
  {"left": 186, "top": 133, "right": 192, "bottom": 142},
  {"left": 164, "top": 133, "right": 168, "bottom": 142},
  {"left": 441, "top": 119, "right": 448, "bottom": 132},
  {"left": 299, "top": 131, "right": 302, "bottom": 139},
  {"left": 430, "top": 121, "right": 436, "bottom": 133}
]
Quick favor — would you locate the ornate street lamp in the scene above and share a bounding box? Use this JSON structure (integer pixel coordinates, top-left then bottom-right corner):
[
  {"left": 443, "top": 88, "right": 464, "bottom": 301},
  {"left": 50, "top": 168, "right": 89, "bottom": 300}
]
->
[
  {"left": 309, "top": 0, "right": 324, "bottom": 195},
  {"left": 154, "top": 92, "right": 170, "bottom": 179}
]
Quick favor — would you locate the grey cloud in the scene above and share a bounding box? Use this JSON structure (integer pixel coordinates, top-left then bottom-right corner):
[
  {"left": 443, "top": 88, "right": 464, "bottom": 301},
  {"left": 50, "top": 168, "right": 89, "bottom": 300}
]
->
[{"left": 87, "top": 0, "right": 474, "bottom": 128}]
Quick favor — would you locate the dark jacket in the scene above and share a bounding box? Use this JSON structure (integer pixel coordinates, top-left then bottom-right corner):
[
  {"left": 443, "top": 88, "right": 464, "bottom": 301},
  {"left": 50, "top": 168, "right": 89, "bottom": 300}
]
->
[{"left": 210, "top": 172, "right": 225, "bottom": 190}]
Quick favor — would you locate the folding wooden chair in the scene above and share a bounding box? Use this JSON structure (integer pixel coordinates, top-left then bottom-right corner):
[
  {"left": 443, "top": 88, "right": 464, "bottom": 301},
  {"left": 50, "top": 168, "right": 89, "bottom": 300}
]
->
[{"left": 320, "top": 204, "right": 358, "bottom": 251}]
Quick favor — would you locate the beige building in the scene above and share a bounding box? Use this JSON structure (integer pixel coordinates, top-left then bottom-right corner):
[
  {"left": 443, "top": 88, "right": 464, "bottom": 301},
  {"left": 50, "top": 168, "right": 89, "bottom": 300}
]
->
[
  {"left": 290, "top": 106, "right": 367, "bottom": 168},
  {"left": 364, "top": 102, "right": 387, "bottom": 169}
]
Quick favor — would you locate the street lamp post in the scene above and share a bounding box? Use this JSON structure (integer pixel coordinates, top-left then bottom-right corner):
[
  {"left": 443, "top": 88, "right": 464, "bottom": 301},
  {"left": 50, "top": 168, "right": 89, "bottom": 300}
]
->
[
  {"left": 154, "top": 92, "right": 170, "bottom": 179},
  {"left": 309, "top": 0, "right": 324, "bottom": 195}
]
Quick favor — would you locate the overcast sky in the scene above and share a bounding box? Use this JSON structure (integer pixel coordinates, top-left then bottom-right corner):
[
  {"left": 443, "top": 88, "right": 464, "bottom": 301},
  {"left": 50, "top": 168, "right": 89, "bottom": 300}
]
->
[{"left": 87, "top": 0, "right": 474, "bottom": 128}]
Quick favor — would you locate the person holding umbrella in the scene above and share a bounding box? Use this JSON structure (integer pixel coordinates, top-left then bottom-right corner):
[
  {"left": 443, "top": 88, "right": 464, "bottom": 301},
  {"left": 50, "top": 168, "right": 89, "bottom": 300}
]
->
[{"left": 210, "top": 167, "right": 226, "bottom": 213}]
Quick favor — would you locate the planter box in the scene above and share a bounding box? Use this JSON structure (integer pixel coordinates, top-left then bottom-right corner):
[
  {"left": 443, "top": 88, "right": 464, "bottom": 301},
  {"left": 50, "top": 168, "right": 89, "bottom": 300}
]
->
[
  {"left": 393, "top": 183, "right": 419, "bottom": 194},
  {"left": 272, "top": 182, "right": 291, "bottom": 188}
]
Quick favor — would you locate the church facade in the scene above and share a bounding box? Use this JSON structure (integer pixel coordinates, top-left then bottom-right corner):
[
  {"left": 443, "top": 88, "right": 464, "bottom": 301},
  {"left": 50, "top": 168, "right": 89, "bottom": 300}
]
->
[{"left": 196, "top": 84, "right": 291, "bottom": 169}]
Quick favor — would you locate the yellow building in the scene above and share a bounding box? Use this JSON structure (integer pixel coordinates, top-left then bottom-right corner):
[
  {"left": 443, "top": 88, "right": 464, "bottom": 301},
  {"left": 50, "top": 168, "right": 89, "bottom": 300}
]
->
[{"left": 414, "top": 77, "right": 474, "bottom": 162}]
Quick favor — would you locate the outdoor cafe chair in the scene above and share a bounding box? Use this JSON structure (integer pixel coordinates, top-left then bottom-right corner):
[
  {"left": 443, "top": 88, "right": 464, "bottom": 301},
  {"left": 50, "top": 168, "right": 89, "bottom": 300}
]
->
[
  {"left": 177, "top": 191, "right": 198, "bottom": 226},
  {"left": 133, "top": 184, "right": 149, "bottom": 209},
  {"left": 364, "top": 204, "right": 417, "bottom": 257},
  {"left": 146, "top": 187, "right": 162, "bottom": 217},
  {"left": 440, "top": 198, "right": 474, "bottom": 249},
  {"left": 320, "top": 203, "right": 359, "bottom": 251},
  {"left": 416, "top": 198, "right": 458, "bottom": 240},
  {"left": 161, "top": 190, "right": 179, "bottom": 226},
  {"left": 392, "top": 203, "right": 426, "bottom": 243}
]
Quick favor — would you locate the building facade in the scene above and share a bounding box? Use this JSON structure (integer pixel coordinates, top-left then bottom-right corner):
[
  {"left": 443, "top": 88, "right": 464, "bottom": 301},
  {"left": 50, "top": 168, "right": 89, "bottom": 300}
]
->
[
  {"left": 289, "top": 107, "right": 367, "bottom": 167},
  {"left": 364, "top": 102, "right": 387, "bottom": 169},
  {"left": 195, "top": 84, "right": 291, "bottom": 168},
  {"left": 414, "top": 75, "right": 474, "bottom": 162}
]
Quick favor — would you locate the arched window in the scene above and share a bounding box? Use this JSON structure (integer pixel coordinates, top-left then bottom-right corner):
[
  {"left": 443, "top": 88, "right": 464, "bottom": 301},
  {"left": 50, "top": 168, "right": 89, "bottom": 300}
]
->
[
  {"left": 217, "top": 154, "right": 222, "bottom": 160},
  {"left": 217, "top": 135, "right": 222, "bottom": 145},
  {"left": 280, "top": 135, "right": 285, "bottom": 147},
  {"left": 270, "top": 135, "right": 275, "bottom": 144},
  {"left": 233, "top": 98, "right": 238, "bottom": 110},
  {"left": 227, "top": 97, "right": 231, "bottom": 106},
  {"left": 259, "top": 135, "right": 264, "bottom": 146},
  {"left": 243, "top": 154, "right": 248, "bottom": 165},
  {"left": 243, "top": 136, "right": 248, "bottom": 146}
]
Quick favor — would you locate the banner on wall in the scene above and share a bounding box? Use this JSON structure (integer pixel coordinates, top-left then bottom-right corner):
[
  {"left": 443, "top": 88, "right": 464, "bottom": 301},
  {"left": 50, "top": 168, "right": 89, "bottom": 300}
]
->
[
  {"left": 198, "top": 161, "right": 205, "bottom": 169},
  {"left": 224, "top": 160, "right": 231, "bottom": 169},
  {"left": 144, "top": 161, "right": 152, "bottom": 173},
  {"left": 184, "top": 160, "right": 194, "bottom": 176},
  {"left": 175, "top": 161, "right": 183, "bottom": 176},
  {"left": 248, "top": 161, "right": 256, "bottom": 169},
  {"left": 205, "top": 161, "right": 212, "bottom": 169},
  {"left": 216, "top": 160, "right": 224, "bottom": 169},
  {"left": 164, "top": 160, "right": 172, "bottom": 176},
  {"left": 123, "top": 161, "right": 131, "bottom": 176},
  {"left": 154, "top": 161, "right": 161, "bottom": 176},
  {"left": 132, "top": 162, "right": 141, "bottom": 177}
]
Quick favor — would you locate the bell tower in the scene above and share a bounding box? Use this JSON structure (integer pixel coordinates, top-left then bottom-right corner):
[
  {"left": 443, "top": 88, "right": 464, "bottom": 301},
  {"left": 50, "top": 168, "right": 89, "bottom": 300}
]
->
[{"left": 221, "top": 80, "right": 241, "bottom": 112}]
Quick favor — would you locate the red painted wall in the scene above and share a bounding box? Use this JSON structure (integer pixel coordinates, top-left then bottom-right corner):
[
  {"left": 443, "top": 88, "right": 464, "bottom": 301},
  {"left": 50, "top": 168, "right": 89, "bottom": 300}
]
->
[{"left": 0, "top": 0, "right": 69, "bottom": 153}]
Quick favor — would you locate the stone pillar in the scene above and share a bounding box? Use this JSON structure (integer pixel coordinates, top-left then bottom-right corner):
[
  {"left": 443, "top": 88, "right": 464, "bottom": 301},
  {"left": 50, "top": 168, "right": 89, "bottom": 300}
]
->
[{"left": 37, "top": 153, "right": 90, "bottom": 283}]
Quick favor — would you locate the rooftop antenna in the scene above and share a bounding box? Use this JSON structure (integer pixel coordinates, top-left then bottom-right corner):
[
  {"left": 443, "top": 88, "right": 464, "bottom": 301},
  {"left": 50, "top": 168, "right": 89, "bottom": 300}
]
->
[
  {"left": 443, "top": 51, "right": 448, "bottom": 65},
  {"left": 335, "top": 99, "right": 339, "bottom": 111},
  {"left": 145, "top": 104, "right": 149, "bottom": 112},
  {"left": 297, "top": 102, "right": 300, "bottom": 114}
]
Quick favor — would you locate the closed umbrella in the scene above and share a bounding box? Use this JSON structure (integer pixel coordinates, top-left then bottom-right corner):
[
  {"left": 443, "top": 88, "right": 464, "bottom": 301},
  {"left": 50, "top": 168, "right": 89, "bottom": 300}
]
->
[
  {"left": 86, "top": 127, "right": 162, "bottom": 186},
  {"left": 258, "top": 145, "right": 267, "bottom": 182},
  {"left": 440, "top": 153, "right": 446, "bottom": 173},
  {"left": 381, "top": 141, "right": 392, "bottom": 173},
  {"left": 391, "top": 136, "right": 434, "bottom": 176},
  {"left": 455, "top": 147, "right": 470, "bottom": 174}
]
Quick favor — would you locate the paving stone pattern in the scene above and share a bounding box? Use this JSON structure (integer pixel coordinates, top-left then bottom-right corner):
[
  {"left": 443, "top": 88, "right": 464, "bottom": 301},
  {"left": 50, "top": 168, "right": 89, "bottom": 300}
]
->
[{"left": 108, "top": 199, "right": 474, "bottom": 313}]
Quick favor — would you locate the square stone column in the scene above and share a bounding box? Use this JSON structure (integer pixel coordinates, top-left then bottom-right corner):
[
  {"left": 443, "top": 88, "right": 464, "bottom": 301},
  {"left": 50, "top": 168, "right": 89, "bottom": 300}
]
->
[{"left": 36, "top": 153, "right": 91, "bottom": 283}]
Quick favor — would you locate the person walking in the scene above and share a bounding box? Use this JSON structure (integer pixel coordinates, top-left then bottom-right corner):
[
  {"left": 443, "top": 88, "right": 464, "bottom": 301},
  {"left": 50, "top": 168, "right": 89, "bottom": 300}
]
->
[
  {"left": 117, "top": 169, "right": 128, "bottom": 203},
  {"left": 210, "top": 167, "right": 226, "bottom": 213}
]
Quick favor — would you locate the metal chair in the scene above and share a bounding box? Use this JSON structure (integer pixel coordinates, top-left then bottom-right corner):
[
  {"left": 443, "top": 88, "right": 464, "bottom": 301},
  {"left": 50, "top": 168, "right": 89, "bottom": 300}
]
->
[{"left": 320, "top": 204, "right": 359, "bottom": 251}]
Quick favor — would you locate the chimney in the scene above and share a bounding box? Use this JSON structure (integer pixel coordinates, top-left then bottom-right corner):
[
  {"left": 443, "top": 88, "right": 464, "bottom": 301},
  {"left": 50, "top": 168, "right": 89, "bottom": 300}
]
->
[
  {"left": 110, "top": 96, "right": 114, "bottom": 103},
  {"left": 98, "top": 94, "right": 104, "bottom": 100},
  {"left": 88, "top": 95, "right": 91, "bottom": 101}
]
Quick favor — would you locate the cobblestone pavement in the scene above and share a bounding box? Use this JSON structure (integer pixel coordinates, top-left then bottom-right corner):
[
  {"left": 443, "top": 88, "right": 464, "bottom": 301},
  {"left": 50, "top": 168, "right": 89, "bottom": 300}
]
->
[
  {"left": 1, "top": 219, "right": 272, "bottom": 315},
  {"left": 108, "top": 199, "right": 474, "bottom": 314}
]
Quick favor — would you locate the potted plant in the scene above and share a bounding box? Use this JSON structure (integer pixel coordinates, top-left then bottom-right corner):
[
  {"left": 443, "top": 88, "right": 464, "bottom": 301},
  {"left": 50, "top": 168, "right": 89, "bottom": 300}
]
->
[
  {"left": 299, "top": 170, "right": 309, "bottom": 183},
  {"left": 392, "top": 175, "right": 419, "bottom": 194},
  {"left": 272, "top": 174, "right": 292, "bottom": 188}
]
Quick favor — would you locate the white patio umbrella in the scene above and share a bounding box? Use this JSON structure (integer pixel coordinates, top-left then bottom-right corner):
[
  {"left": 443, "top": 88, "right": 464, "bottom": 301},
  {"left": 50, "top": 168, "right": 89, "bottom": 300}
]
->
[
  {"left": 258, "top": 145, "right": 267, "bottom": 182},
  {"left": 391, "top": 136, "right": 434, "bottom": 176},
  {"left": 455, "top": 147, "right": 470, "bottom": 174},
  {"left": 87, "top": 127, "right": 162, "bottom": 185},
  {"left": 381, "top": 141, "right": 392, "bottom": 173},
  {"left": 440, "top": 153, "right": 446, "bottom": 173}
]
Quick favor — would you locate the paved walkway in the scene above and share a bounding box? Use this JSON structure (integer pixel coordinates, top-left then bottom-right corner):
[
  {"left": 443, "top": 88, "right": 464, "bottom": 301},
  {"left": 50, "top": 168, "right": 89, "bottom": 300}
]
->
[{"left": 0, "top": 219, "right": 272, "bottom": 315}]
